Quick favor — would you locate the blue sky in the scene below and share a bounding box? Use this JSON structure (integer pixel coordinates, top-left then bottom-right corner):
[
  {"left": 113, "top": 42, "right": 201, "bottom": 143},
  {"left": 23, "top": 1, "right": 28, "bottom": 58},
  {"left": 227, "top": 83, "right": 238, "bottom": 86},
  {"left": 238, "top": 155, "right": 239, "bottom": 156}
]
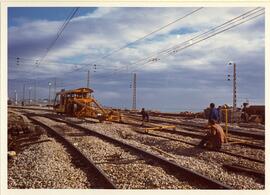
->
[
  {"left": 8, "top": 7, "right": 96, "bottom": 27},
  {"left": 8, "top": 7, "right": 265, "bottom": 112}
]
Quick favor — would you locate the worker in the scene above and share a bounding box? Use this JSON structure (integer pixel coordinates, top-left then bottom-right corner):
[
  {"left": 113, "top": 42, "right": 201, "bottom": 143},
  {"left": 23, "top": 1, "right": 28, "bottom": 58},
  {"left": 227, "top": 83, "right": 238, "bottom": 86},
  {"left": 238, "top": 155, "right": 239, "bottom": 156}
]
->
[
  {"left": 141, "top": 108, "right": 149, "bottom": 125},
  {"left": 208, "top": 103, "right": 220, "bottom": 123},
  {"left": 217, "top": 106, "right": 223, "bottom": 123},
  {"left": 198, "top": 119, "right": 227, "bottom": 151},
  {"left": 241, "top": 102, "right": 249, "bottom": 122}
]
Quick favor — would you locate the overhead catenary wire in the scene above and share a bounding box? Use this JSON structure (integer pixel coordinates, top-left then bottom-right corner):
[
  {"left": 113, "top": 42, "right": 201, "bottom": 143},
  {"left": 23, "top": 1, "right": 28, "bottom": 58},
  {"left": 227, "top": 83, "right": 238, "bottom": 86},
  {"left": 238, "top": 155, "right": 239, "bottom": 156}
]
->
[
  {"left": 9, "top": 56, "right": 90, "bottom": 66},
  {"left": 127, "top": 7, "right": 264, "bottom": 72},
  {"left": 126, "top": 8, "right": 264, "bottom": 75},
  {"left": 15, "top": 7, "right": 258, "bottom": 76},
  {"left": 96, "top": 7, "right": 204, "bottom": 60},
  {"left": 83, "top": 7, "right": 264, "bottom": 81},
  {"left": 111, "top": 7, "right": 265, "bottom": 74},
  {"left": 74, "top": 7, "right": 263, "bottom": 76},
  {"left": 10, "top": 7, "right": 265, "bottom": 96},
  {"left": 9, "top": 56, "right": 115, "bottom": 72},
  {"left": 19, "top": 7, "right": 264, "bottom": 83},
  {"left": 68, "top": 7, "right": 263, "bottom": 82},
  {"left": 70, "top": 7, "right": 204, "bottom": 73},
  {"left": 164, "top": 8, "right": 264, "bottom": 55},
  {"left": 36, "top": 7, "right": 80, "bottom": 67}
]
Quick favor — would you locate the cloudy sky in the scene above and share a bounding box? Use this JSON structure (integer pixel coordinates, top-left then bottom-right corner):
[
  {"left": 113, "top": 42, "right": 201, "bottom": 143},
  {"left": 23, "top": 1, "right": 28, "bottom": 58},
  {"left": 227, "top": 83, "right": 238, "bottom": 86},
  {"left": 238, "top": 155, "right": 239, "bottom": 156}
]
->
[{"left": 8, "top": 7, "right": 265, "bottom": 112}]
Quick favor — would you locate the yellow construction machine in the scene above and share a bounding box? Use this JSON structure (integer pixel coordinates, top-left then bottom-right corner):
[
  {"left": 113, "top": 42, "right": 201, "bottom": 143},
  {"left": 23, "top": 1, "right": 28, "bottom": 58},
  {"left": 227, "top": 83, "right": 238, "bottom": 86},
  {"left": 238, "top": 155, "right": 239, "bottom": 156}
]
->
[{"left": 53, "top": 88, "right": 122, "bottom": 122}]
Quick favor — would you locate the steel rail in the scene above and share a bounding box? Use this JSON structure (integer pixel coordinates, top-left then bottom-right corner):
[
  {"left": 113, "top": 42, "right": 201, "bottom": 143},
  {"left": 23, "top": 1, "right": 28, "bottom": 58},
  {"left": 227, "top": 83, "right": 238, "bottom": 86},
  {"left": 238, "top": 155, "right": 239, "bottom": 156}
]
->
[
  {"left": 125, "top": 114, "right": 265, "bottom": 149},
  {"left": 10, "top": 106, "right": 265, "bottom": 140},
  {"left": 123, "top": 115, "right": 264, "bottom": 163},
  {"left": 222, "top": 163, "right": 264, "bottom": 184},
  {"left": 126, "top": 113, "right": 265, "bottom": 140},
  {"left": 9, "top": 105, "right": 53, "bottom": 112},
  {"left": 27, "top": 116, "right": 117, "bottom": 189},
  {"left": 138, "top": 130, "right": 264, "bottom": 164},
  {"left": 31, "top": 114, "right": 233, "bottom": 189},
  {"left": 147, "top": 124, "right": 264, "bottom": 150},
  {"left": 11, "top": 107, "right": 264, "bottom": 163}
]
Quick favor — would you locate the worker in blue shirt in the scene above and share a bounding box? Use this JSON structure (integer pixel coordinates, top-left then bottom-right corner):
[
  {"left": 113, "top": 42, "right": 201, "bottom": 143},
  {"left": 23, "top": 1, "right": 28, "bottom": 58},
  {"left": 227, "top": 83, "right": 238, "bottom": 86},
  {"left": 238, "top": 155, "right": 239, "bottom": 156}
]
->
[{"left": 208, "top": 103, "right": 220, "bottom": 123}]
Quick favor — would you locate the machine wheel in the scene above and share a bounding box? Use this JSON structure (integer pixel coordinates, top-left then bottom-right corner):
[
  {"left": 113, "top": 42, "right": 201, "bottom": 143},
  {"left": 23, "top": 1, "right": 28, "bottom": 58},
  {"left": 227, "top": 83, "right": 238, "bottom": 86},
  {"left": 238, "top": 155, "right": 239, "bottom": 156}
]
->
[{"left": 97, "top": 115, "right": 106, "bottom": 123}]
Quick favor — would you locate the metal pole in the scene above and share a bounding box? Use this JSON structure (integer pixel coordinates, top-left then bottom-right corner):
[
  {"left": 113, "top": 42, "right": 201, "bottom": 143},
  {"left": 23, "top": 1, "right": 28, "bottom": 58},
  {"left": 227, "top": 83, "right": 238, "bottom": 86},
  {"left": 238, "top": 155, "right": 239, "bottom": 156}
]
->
[
  {"left": 228, "top": 62, "right": 237, "bottom": 124},
  {"left": 54, "top": 78, "right": 56, "bottom": 99},
  {"left": 34, "top": 80, "right": 37, "bottom": 104},
  {"left": 14, "top": 90, "right": 18, "bottom": 105},
  {"left": 22, "top": 84, "right": 25, "bottom": 106},
  {"left": 132, "top": 73, "right": 137, "bottom": 110},
  {"left": 225, "top": 107, "right": 228, "bottom": 137},
  {"left": 233, "top": 63, "right": 237, "bottom": 123},
  {"left": 28, "top": 87, "right": 31, "bottom": 105},
  {"left": 87, "top": 70, "right": 90, "bottom": 88},
  {"left": 48, "top": 82, "right": 52, "bottom": 105}
]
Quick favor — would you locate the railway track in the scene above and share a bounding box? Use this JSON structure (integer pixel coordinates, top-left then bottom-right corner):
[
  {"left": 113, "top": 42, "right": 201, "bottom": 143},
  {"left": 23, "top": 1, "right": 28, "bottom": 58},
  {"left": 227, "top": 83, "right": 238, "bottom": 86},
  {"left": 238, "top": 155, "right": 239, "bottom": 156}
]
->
[
  {"left": 122, "top": 115, "right": 264, "bottom": 164},
  {"left": 125, "top": 114, "right": 265, "bottom": 146},
  {"left": 149, "top": 123, "right": 264, "bottom": 150},
  {"left": 10, "top": 107, "right": 264, "bottom": 163},
  {"left": 11, "top": 107, "right": 264, "bottom": 162},
  {"left": 26, "top": 113, "right": 232, "bottom": 189},
  {"left": 9, "top": 106, "right": 265, "bottom": 141},
  {"left": 28, "top": 116, "right": 117, "bottom": 189},
  {"left": 125, "top": 113, "right": 265, "bottom": 138}
]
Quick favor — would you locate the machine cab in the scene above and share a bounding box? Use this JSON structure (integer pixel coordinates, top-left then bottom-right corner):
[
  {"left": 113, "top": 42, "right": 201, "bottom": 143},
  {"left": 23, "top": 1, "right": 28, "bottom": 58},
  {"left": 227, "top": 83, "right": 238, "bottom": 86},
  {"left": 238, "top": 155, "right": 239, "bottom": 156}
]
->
[{"left": 53, "top": 88, "right": 93, "bottom": 114}]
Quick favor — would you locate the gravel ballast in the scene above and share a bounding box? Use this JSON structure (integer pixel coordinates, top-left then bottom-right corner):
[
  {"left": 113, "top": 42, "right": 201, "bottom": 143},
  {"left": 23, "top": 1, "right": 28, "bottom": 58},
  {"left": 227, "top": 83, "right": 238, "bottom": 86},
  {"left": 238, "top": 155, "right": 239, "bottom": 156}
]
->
[
  {"left": 9, "top": 108, "right": 265, "bottom": 189},
  {"left": 8, "top": 133, "right": 94, "bottom": 189}
]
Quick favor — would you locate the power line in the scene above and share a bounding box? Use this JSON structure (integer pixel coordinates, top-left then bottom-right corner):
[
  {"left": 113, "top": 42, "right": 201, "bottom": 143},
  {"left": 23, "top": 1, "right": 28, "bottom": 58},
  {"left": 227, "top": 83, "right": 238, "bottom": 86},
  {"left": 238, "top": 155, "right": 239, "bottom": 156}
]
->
[
  {"left": 10, "top": 8, "right": 264, "bottom": 86},
  {"left": 128, "top": 8, "right": 264, "bottom": 73},
  {"left": 59, "top": 6, "right": 264, "bottom": 77},
  {"left": 98, "top": 7, "right": 203, "bottom": 60},
  {"left": 10, "top": 7, "right": 203, "bottom": 75},
  {"left": 117, "top": 8, "right": 263, "bottom": 73},
  {"left": 37, "top": 7, "right": 80, "bottom": 66},
  {"left": 83, "top": 8, "right": 260, "bottom": 78},
  {"left": 87, "top": 7, "right": 264, "bottom": 80},
  {"left": 9, "top": 56, "right": 115, "bottom": 73},
  {"left": 12, "top": 8, "right": 265, "bottom": 90},
  {"left": 70, "top": 7, "right": 204, "bottom": 73},
  {"left": 164, "top": 8, "right": 264, "bottom": 55},
  {"left": 9, "top": 56, "right": 88, "bottom": 66}
]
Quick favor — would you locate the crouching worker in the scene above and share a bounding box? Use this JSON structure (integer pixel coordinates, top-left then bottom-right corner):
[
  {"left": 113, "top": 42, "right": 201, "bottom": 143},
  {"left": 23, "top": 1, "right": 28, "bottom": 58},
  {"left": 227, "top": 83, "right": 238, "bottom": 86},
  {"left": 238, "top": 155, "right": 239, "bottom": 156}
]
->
[
  {"left": 141, "top": 108, "right": 149, "bottom": 126},
  {"left": 198, "top": 119, "right": 227, "bottom": 151}
]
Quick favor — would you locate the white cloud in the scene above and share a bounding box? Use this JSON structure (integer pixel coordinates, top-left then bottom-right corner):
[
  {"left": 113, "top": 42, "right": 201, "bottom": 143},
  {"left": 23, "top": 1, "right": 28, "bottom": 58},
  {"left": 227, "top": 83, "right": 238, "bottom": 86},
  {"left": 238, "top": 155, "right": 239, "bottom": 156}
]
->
[
  {"left": 95, "top": 91, "right": 121, "bottom": 99},
  {"left": 9, "top": 7, "right": 264, "bottom": 75},
  {"left": 8, "top": 7, "right": 265, "bottom": 109}
]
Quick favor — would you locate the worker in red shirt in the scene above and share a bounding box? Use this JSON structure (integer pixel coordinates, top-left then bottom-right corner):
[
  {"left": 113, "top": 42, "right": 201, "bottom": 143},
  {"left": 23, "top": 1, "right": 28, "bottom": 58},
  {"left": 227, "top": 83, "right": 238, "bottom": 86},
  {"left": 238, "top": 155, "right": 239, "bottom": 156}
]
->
[{"left": 198, "top": 119, "right": 227, "bottom": 151}]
